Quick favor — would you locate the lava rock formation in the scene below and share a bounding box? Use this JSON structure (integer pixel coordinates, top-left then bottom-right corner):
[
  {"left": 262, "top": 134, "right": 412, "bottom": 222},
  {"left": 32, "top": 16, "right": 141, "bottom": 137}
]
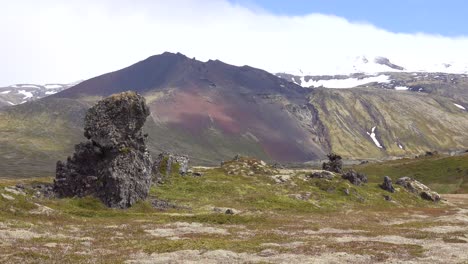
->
[
  {"left": 54, "top": 91, "right": 153, "bottom": 208},
  {"left": 380, "top": 176, "right": 395, "bottom": 193}
]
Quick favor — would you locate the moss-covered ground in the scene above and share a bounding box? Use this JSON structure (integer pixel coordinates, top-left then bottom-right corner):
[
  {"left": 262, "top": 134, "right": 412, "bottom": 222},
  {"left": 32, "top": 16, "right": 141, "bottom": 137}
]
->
[
  {"left": 353, "top": 153, "right": 468, "bottom": 194},
  {"left": 1, "top": 157, "right": 467, "bottom": 263}
]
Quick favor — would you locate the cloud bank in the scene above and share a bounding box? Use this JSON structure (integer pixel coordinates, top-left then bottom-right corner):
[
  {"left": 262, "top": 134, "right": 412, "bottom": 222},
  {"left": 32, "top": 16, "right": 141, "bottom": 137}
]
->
[{"left": 1, "top": 0, "right": 468, "bottom": 85}]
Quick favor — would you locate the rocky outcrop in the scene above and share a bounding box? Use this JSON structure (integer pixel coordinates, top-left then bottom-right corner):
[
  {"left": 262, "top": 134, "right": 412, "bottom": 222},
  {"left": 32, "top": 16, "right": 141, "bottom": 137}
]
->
[
  {"left": 380, "top": 176, "right": 395, "bottom": 193},
  {"left": 152, "top": 152, "right": 189, "bottom": 184},
  {"left": 374, "top": 57, "right": 405, "bottom": 71},
  {"left": 342, "top": 170, "right": 368, "bottom": 186},
  {"left": 54, "top": 91, "right": 153, "bottom": 208},
  {"left": 307, "top": 171, "right": 334, "bottom": 180},
  {"left": 221, "top": 155, "right": 278, "bottom": 176},
  {"left": 322, "top": 153, "right": 343, "bottom": 173},
  {"left": 285, "top": 103, "right": 331, "bottom": 151},
  {"left": 396, "top": 177, "right": 441, "bottom": 202}
]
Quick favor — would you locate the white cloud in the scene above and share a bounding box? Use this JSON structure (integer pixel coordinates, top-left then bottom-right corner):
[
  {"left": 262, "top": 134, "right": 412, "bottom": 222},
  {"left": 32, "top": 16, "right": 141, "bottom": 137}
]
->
[{"left": 1, "top": 0, "right": 468, "bottom": 85}]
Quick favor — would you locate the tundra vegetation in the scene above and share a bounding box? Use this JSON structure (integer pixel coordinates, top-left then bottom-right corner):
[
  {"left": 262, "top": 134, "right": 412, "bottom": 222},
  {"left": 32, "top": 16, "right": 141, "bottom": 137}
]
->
[
  {"left": 0, "top": 92, "right": 467, "bottom": 263},
  {"left": 0, "top": 153, "right": 467, "bottom": 263}
]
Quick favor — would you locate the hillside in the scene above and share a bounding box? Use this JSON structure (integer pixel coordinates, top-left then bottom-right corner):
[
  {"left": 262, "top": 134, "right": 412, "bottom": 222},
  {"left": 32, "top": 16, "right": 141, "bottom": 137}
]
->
[
  {"left": 354, "top": 153, "right": 468, "bottom": 194},
  {"left": 53, "top": 52, "right": 330, "bottom": 163},
  {"left": 309, "top": 88, "right": 468, "bottom": 159},
  {"left": 0, "top": 82, "right": 78, "bottom": 108},
  {"left": 0, "top": 52, "right": 467, "bottom": 177}
]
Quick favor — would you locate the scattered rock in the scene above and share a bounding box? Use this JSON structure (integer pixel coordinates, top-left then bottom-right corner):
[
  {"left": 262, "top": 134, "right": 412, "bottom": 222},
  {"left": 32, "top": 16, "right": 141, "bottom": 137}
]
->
[
  {"left": 322, "top": 153, "right": 343, "bottom": 173},
  {"left": 271, "top": 175, "right": 291, "bottom": 184},
  {"left": 153, "top": 152, "right": 189, "bottom": 183},
  {"left": 1, "top": 193, "right": 15, "bottom": 201},
  {"left": 213, "top": 207, "right": 240, "bottom": 215},
  {"left": 420, "top": 191, "right": 441, "bottom": 202},
  {"left": 272, "top": 163, "right": 285, "bottom": 169},
  {"left": 396, "top": 177, "right": 441, "bottom": 202},
  {"left": 4, "top": 187, "right": 25, "bottom": 196},
  {"left": 30, "top": 203, "right": 55, "bottom": 215},
  {"left": 44, "top": 243, "right": 58, "bottom": 248},
  {"left": 383, "top": 195, "right": 392, "bottom": 201},
  {"left": 343, "top": 189, "right": 350, "bottom": 196},
  {"left": 221, "top": 156, "right": 278, "bottom": 176},
  {"left": 342, "top": 170, "right": 368, "bottom": 186},
  {"left": 0, "top": 229, "right": 42, "bottom": 240},
  {"left": 145, "top": 222, "right": 229, "bottom": 238},
  {"left": 192, "top": 172, "right": 203, "bottom": 177},
  {"left": 258, "top": 249, "right": 278, "bottom": 257},
  {"left": 225, "top": 209, "right": 235, "bottom": 215},
  {"left": 289, "top": 192, "right": 311, "bottom": 201},
  {"left": 380, "top": 176, "right": 395, "bottom": 193},
  {"left": 151, "top": 199, "right": 190, "bottom": 211},
  {"left": 307, "top": 170, "right": 334, "bottom": 180},
  {"left": 31, "top": 183, "right": 54, "bottom": 198},
  {"left": 54, "top": 91, "right": 153, "bottom": 208}
]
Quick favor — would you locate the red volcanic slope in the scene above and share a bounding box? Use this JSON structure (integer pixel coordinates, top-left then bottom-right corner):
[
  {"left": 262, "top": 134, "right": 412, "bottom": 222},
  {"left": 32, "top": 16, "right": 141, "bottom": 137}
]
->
[{"left": 54, "top": 52, "right": 327, "bottom": 162}]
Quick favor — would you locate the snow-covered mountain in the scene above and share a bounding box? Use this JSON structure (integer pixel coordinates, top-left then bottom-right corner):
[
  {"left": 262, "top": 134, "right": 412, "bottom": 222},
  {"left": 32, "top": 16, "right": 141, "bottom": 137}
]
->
[
  {"left": 283, "top": 55, "right": 468, "bottom": 77},
  {"left": 276, "top": 55, "right": 468, "bottom": 92},
  {"left": 0, "top": 82, "right": 80, "bottom": 108}
]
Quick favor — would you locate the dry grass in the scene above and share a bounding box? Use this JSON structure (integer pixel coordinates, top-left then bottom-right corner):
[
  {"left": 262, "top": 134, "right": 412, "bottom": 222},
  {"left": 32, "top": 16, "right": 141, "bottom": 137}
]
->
[{"left": 0, "top": 172, "right": 467, "bottom": 263}]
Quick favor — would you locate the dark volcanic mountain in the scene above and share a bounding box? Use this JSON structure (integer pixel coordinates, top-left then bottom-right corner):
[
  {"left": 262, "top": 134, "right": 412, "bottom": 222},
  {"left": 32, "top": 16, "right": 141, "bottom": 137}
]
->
[{"left": 24, "top": 53, "right": 327, "bottom": 167}]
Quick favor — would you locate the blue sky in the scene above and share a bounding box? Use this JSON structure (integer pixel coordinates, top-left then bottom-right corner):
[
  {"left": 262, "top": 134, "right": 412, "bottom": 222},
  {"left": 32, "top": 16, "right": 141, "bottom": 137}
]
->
[{"left": 232, "top": 0, "right": 467, "bottom": 36}]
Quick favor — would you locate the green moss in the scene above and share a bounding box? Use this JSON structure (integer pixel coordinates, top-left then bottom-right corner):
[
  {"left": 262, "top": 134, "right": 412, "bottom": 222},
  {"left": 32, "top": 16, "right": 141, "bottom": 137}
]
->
[
  {"left": 354, "top": 154, "right": 468, "bottom": 193},
  {"left": 158, "top": 156, "right": 169, "bottom": 175},
  {"left": 119, "top": 147, "right": 131, "bottom": 154}
]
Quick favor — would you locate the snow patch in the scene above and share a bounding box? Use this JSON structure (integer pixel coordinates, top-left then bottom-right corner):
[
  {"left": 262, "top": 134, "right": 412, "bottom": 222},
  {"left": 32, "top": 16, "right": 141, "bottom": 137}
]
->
[
  {"left": 45, "top": 91, "right": 57, "bottom": 95},
  {"left": 398, "top": 143, "right": 403, "bottom": 149},
  {"left": 19, "top": 84, "right": 41, "bottom": 89},
  {"left": 454, "top": 103, "right": 466, "bottom": 110},
  {"left": 44, "top": 84, "right": 63, "bottom": 89},
  {"left": 366, "top": 126, "right": 383, "bottom": 148},
  {"left": 18, "top": 90, "right": 33, "bottom": 99},
  {"left": 0, "top": 90, "right": 11, "bottom": 94},
  {"left": 290, "top": 77, "right": 299, "bottom": 85},
  {"left": 300, "top": 75, "right": 390, "bottom": 89},
  {"left": 7, "top": 101, "right": 15, "bottom": 106},
  {"left": 285, "top": 55, "right": 468, "bottom": 76},
  {"left": 394, "top": 86, "right": 409, "bottom": 91}
]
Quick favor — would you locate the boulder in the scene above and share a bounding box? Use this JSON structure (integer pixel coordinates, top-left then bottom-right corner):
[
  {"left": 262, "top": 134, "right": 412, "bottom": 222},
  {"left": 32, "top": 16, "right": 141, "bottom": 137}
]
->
[
  {"left": 152, "top": 152, "right": 189, "bottom": 184},
  {"left": 380, "top": 176, "right": 395, "bottom": 193},
  {"left": 213, "top": 207, "right": 240, "bottom": 215},
  {"left": 342, "top": 170, "right": 368, "bottom": 186},
  {"left": 322, "top": 153, "right": 343, "bottom": 173},
  {"left": 54, "top": 91, "right": 153, "bottom": 208},
  {"left": 396, "top": 177, "right": 441, "bottom": 202},
  {"left": 307, "top": 170, "right": 334, "bottom": 180}
]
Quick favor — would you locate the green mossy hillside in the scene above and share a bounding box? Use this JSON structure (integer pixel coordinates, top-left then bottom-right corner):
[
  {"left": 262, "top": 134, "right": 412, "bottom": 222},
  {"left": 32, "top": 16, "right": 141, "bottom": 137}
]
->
[{"left": 354, "top": 153, "right": 468, "bottom": 194}]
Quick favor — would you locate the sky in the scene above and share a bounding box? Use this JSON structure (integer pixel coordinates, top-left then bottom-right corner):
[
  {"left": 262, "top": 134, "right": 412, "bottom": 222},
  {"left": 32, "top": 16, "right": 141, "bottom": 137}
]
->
[
  {"left": 232, "top": 0, "right": 468, "bottom": 36},
  {"left": 1, "top": 0, "right": 468, "bottom": 85}
]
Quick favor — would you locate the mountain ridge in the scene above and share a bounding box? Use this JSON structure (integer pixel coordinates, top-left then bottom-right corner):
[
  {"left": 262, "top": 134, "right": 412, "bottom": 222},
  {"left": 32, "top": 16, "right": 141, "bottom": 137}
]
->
[{"left": 0, "top": 52, "right": 467, "bottom": 177}]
